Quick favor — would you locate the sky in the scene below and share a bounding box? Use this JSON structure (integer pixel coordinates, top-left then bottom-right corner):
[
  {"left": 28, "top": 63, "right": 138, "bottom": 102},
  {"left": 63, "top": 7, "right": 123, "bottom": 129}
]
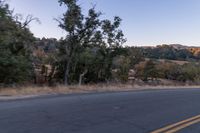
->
[{"left": 8, "top": 0, "right": 200, "bottom": 46}]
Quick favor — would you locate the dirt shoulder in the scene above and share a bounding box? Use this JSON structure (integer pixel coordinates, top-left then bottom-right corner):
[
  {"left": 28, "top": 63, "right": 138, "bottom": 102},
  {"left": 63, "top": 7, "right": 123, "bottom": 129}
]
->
[{"left": 0, "top": 84, "right": 200, "bottom": 100}]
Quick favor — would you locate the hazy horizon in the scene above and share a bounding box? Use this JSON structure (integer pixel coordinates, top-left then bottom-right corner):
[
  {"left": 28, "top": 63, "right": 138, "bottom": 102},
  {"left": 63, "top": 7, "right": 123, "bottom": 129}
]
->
[{"left": 8, "top": 0, "right": 200, "bottom": 47}]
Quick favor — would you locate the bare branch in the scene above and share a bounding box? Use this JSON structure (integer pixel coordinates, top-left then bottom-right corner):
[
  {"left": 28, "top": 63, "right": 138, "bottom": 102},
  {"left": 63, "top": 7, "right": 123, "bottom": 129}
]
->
[{"left": 22, "top": 15, "right": 41, "bottom": 28}]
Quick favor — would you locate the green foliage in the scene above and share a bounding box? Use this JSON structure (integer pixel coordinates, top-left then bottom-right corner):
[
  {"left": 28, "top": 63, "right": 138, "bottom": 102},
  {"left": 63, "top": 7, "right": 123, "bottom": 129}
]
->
[
  {"left": 127, "top": 47, "right": 145, "bottom": 66},
  {"left": 0, "top": 54, "right": 33, "bottom": 84},
  {"left": 142, "top": 45, "right": 194, "bottom": 60},
  {"left": 113, "top": 55, "right": 131, "bottom": 82},
  {"left": 56, "top": 0, "right": 126, "bottom": 85},
  {"left": 135, "top": 60, "right": 159, "bottom": 81},
  {"left": 156, "top": 62, "right": 200, "bottom": 82},
  {"left": 181, "top": 63, "right": 200, "bottom": 82},
  {"left": 0, "top": 1, "right": 35, "bottom": 84}
]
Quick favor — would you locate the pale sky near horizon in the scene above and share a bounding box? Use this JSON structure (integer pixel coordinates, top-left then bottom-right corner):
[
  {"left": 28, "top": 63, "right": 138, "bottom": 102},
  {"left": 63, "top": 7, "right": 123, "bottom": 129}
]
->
[{"left": 8, "top": 0, "right": 200, "bottom": 46}]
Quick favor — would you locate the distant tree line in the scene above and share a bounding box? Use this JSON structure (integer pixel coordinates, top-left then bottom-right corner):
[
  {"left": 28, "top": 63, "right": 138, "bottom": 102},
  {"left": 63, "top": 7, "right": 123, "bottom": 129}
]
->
[
  {"left": 141, "top": 44, "right": 200, "bottom": 60},
  {"left": 135, "top": 59, "right": 200, "bottom": 84}
]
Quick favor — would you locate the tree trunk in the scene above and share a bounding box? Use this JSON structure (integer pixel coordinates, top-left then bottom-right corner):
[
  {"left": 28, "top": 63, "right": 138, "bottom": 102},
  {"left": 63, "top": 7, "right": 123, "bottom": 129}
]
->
[
  {"left": 79, "top": 69, "right": 87, "bottom": 86},
  {"left": 63, "top": 40, "right": 78, "bottom": 86},
  {"left": 64, "top": 61, "right": 71, "bottom": 86},
  {"left": 64, "top": 46, "right": 74, "bottom": 86},
  {"left": 48, "top": 65, "right": 56, "bottom": 86}
]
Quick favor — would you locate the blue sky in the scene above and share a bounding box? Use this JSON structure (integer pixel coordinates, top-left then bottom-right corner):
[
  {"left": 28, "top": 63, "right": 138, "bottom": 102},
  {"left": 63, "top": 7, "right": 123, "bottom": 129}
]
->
[{"left": 8, "top": 0, "right": 200, "bottom": 46}]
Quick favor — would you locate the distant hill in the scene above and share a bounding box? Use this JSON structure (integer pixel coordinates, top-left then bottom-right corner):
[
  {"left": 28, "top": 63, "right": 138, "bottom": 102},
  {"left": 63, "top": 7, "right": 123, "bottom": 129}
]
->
[
  {"left": 33, "top": 38, "right": 58, "bottom": 65},
  {"left": 189, "top": 47, "right": 200, "bottom": 57},
  {"left": 137, "top": 44, "right": 200, "bottom": 60},
  {"left": 170, "top": 44, "right": 189, "bottom": 49},
  {"left": 140, "top": 44, "right": 200, "bottom": 49},
  {"left": 170, "top": 44, "right": 200, "bottom": 58}
]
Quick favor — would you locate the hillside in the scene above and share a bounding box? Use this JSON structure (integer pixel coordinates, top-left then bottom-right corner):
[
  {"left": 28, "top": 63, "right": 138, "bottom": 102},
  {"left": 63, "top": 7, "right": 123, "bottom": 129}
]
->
[{"left": 139, "top": 44, "right": 200, "bottom": 61}]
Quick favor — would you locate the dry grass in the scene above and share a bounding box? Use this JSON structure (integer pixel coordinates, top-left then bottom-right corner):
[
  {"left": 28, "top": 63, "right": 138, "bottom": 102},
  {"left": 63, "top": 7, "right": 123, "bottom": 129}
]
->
[
  {"left": 157, "top": 59, "right": 189, "bottom": 65},
  {"left": 0, "top": 84, "right": 200, "bottom": 97}
]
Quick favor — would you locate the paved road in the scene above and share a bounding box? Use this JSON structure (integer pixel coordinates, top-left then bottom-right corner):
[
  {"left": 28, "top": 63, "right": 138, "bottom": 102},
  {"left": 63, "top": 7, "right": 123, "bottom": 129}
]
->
[{"left": 1, "top": 89, "right": 200, "bottom": 133}]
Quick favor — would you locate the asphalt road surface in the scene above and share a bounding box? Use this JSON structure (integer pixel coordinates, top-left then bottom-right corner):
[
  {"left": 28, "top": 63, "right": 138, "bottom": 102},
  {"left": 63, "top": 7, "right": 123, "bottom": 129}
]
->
[{"left": 1, "top": 89, "right": 200, "bottom": 133}]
